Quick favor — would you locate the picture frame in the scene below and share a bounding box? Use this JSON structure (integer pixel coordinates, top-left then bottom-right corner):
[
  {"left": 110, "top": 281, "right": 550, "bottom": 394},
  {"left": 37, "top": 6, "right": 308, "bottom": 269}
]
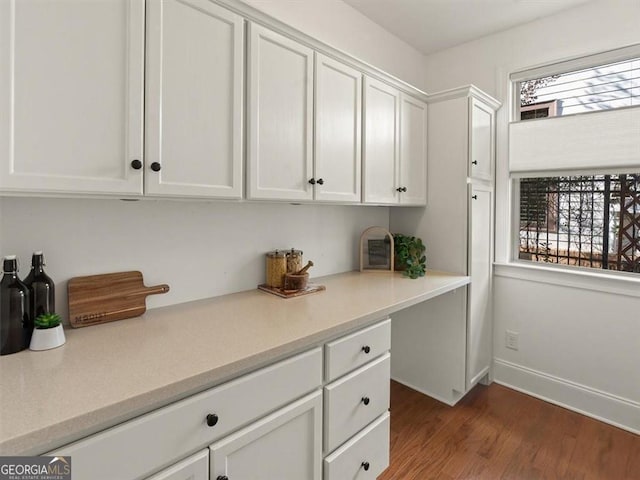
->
[{"left": 360, "top": 226, "right": 395, "bottom": 272}]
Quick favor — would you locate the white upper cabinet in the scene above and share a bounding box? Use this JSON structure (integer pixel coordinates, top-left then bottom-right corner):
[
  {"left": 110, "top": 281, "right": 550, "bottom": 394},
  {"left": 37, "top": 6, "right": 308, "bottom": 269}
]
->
[
  {"left": 399, "top": 93, "right": 427, "bottom": 205},
  {"left": 469, "top": 97, "right": 494, "bottom": 181},
  {"left": 363, "top": 78, "right": 426, "bottom": 206},
  {"left": 145, "top": 0, "right": 244, "bottom": 198},
  {"left": 314, "top": 54, "right": 362, "bottom": 203},
  {"left": 247, "top": 23, "right": 314, "bottom": 201},
  {"left": 0, "top": 0, "right": 144, "bottom": 195},
  {"left": 363, "top": 77, "right": 400, "bottom": 204}
]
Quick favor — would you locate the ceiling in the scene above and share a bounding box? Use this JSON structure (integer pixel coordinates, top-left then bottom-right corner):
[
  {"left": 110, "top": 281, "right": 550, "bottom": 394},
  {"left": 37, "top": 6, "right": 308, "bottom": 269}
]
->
[{"left": 342, "top": 0, "right": 592, "bottom": 55}]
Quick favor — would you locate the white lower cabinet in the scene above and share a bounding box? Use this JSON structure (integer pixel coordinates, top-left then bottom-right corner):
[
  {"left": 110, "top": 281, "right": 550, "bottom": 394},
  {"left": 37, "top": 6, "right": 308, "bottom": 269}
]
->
[
  {"left": 324, "top": 353, "right": 390, "bottom": 453},
  {"left": 49, "top": 348, "right": 322, "bottom": 480},
  {"left": 324, "top": 412, "right": 390, "bottom": 480},
  {"left": 210, "top": 391, "right": 322, "bottom": 480},
  {"left": 323, "top": 320, "right": 391, "bottom": 479},
  {"left": 47, "top": 320, "right": 392, "bottom": 480},
  {"left": 146, "top": 450, "right": 209, "bottom": 480}
]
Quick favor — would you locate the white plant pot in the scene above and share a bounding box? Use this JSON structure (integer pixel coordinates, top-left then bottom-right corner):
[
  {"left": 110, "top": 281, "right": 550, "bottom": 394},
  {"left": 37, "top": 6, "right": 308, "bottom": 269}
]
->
[{"left": 30, "top": 324, "right": 66, "bottom": 351}]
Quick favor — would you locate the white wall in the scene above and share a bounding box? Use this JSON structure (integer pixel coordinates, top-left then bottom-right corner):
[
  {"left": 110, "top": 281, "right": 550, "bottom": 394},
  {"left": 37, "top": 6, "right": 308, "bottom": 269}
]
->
[
  {"left": 0, "top": 0, "right": 428, "bottom": 321},
  {"left": 420, "top": 0, "right": 640, "bottom": 432},
  {"left": 1, "top": 198, "right": 387, "bottom": 321}
]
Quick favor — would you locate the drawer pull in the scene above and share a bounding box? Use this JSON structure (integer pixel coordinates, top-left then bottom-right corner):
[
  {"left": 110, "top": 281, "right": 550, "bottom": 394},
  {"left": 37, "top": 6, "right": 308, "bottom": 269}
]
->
[
  {"left": 361, "top": 461, "right": 370, "bottom": 471},
  {"left": 361, "top": 397, "right": 370, "bottom": 406},
  {"left": 217, "top": 476, "right": 229, "bottom": 480},
  {"left": 362, "top": 345, "right": 371, "bottom": 354},
  {"left": 206, "top": 413, "right": 219, "bottom": 427}
]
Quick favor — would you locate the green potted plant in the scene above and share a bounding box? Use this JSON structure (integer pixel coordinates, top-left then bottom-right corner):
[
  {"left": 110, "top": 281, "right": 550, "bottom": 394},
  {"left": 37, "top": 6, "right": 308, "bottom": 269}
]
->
[
  {"left": 393, "top": 234, "right": 426, "bottom": 279},
  {"left": 30, "top": 312, "right": 66, "bottom": 351}
]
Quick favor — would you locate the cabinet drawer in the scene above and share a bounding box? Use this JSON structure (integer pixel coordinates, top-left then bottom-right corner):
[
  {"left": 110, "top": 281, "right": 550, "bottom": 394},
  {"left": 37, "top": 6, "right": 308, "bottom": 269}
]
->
[
  {"left": 50, "top": 348, "right": 322, "bottom": 480},
  {"left": 324, "top": 353, "right": 390, "bottom": 453},
  {"left": 325, "top": 319, "right": 390, "bottom": 382},
  {"left": 324, "top": 412, "right": 390, "bottom": 480},
  {"left": 145, "top": 449, "right": 208, "bottom": 480}
]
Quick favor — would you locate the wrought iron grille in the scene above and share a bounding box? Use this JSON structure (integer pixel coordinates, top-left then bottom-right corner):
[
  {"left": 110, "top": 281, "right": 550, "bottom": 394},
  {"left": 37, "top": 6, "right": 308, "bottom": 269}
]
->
[{"left": 519, "top": 174, "right": 640, "bottom": 272}]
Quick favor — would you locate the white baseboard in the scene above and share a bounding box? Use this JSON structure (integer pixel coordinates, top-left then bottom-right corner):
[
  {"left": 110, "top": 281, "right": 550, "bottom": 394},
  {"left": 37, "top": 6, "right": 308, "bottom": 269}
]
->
[
  {"left": 390, "top": 375, "right": 463, "bottom": 407},
  {"left": 494, "top": 358, "right": 640, "bottom": 435}
]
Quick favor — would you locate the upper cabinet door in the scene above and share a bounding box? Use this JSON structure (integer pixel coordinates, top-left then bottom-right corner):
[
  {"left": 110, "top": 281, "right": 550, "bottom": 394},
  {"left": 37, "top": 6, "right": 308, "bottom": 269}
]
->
[
  {"left": 145, "top": 0, "right": 243, "bottom": 199},
  {"left": 469, "top": 97, "right": 494, "bottom": 181},
  {"left": 247, "top": 24, "right": 314, "bottom": 201},
  {"left": 314, "top": 54, "right": 362, "bottom": 203},
  {"left": 363, "top": 77, "right": 400, "bottom": 204},
  {"left": 399, "top": 94, "right": 427, "bottom": 205},
  {"left": 0, "top": 0, "right": 144, "bottom": 195}
]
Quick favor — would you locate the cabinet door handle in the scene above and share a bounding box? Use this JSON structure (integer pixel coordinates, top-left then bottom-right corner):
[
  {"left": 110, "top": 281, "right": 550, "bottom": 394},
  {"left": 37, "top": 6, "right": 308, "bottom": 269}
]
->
[
  {"left": 361, "top": 396, "right": 370, "bottom": 406},
  {"left": 150, "top": 162, "right": 162, "bottom": 172},
  {"left": 362, "top": 345, "right": 371, "bottom": 354},
  {"left": 361, "top": 461, "right": 370, "bottom": 471},
  {"left": 316, "top": 178, "right": 324, "bottom": 185},
  {"left": 217, "top": 476, "right": 229, "bottom": 480},
  {"left": 308, "top": 178, "right": 316, "bottom": 185},
  {"left": 206, "top": 413, "right": 219, "bottom": 427},
  {"left": 472, "top": 195, "right": 478, "bottom": 200},
  {"left": 472, "top": 160, "right": 478, "bottom": 165},
  {"left": 396, "top": 187, "right": 407, "bottom": 192},
  {"left": 402, "top": 187, "right": 407, "bottom": 192},
  {"left": 130, "top": 159, "right": 142, "bottom": 170}
]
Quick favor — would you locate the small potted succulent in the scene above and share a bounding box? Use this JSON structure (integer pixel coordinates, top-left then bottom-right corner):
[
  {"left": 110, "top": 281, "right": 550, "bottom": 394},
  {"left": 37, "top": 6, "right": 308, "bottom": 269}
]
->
[
  {"left": 393, "top": 234, "right": 426, "bottom": 279},
  {"left": 30, "top": 313, "right": 66, "bottom": 351}
]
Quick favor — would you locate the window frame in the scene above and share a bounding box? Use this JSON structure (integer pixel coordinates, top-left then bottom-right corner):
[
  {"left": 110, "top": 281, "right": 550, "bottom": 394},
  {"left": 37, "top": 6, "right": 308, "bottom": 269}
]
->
[{"left": 508, "top": 44, "right": 640, "bottom": 282}]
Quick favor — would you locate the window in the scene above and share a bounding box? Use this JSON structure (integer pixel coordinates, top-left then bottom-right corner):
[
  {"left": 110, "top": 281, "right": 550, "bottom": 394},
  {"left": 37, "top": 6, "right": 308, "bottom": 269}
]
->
[
  {"left": 510, "top": 46, "right": 640, "bottom": 275},
  {"left": 517, "top": 55, "right": 640, "bottom": 120},
  {"left": 519, "top": 174, "right": 640, "bottom": 273}
]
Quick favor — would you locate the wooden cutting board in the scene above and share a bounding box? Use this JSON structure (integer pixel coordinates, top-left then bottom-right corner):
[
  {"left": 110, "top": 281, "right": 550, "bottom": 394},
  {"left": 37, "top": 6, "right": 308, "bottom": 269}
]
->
[{"left": 68, "top": 271, "right": 169, "bottom": 328}]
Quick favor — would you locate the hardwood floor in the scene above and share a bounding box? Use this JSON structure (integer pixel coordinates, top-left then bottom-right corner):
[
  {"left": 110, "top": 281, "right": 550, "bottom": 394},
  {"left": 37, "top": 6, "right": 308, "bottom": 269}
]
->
[{"left": 379, "top": 381, "right": 640, "bottom": 480}]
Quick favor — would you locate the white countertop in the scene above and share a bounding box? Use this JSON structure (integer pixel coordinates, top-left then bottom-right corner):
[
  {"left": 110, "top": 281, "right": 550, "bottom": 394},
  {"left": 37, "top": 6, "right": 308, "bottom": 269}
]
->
[{"left": 0, "top": 270, "right": 468, "bottom": 455}]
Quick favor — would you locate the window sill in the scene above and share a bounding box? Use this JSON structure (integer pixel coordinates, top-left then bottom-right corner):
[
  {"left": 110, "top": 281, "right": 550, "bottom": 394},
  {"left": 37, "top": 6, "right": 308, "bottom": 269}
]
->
[{"left": 494, "top": 262, "right": 640, "bottom": 298}]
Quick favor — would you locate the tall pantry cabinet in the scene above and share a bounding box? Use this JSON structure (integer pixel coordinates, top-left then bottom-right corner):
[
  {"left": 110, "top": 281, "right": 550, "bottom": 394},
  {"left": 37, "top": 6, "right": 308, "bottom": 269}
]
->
[{"left": 390, "top": 86, "right": 500, "bottom": 405}]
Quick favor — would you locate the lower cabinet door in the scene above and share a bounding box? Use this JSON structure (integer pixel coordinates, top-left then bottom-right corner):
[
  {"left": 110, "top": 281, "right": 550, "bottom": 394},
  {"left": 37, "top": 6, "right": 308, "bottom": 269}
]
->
[
  {"left": 209, "top": 390, "right": 322, "bottom": 480},
  {"left": 146, "top": 450, "right": 208, "bottom": 480},
  {"left": 324, "top": 412, "right": 390, "bottom": 480}
]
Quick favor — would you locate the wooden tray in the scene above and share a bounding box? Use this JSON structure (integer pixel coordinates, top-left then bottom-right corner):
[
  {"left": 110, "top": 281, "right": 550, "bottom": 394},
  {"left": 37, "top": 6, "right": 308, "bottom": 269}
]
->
[{"left": 258, "top": 283, "right": 326, "bottom": 299}]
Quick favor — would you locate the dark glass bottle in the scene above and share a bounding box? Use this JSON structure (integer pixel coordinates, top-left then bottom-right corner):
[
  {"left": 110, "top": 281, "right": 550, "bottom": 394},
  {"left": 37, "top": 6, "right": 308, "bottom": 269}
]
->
[
  {"left": 23, "top": 251, "right": 55, "bottom": 322},
  {"left": 0, "top": 256, "right": 31, "bottom": 355}
]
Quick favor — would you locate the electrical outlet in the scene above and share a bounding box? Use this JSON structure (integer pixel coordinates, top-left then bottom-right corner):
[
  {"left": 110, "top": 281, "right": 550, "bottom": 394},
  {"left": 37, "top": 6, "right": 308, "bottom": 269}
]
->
[{"left": 505, "top": 330, "right": 519, "bottom": 350}]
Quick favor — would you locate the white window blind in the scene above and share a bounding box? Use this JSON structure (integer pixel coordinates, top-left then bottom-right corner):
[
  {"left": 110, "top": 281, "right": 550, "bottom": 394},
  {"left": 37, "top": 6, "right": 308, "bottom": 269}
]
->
[{"left": 509, "top": 106, "right": 640, "bottom": 173}]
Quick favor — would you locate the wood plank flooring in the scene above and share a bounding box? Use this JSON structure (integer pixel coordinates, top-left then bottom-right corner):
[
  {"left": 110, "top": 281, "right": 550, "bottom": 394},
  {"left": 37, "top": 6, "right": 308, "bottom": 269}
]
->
[{"left": 379, "top": 381, "right": 639, "bottom": 480}]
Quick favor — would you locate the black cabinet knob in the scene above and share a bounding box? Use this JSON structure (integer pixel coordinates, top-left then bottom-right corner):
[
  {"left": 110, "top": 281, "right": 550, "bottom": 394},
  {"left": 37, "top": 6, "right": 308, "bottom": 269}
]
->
[
  {"left": 217, "top": 476, "right": 229, "bottom": 480},
  {"left": 206, "top": 413, "right": 219, "bottom": 427},
  {"left": 396, "top": 187, "right": 407, "bottom": 192},
  {"left": 316, "top": 178, "right": 324, "bottom": 185},
  {"left": 472, "top": 195, "right": 478, "bottom": 200},
  {"left": 472, "top": 160, "right": 478, "bottom": 165},
  {"left": 362, "top": 345, "right": 371, "bottom": 354},
  {"left": 130, "top": 159, "right": 142, "bottom": 170},
  {"left": 308, "top": 178, "right": 316, "bottom": 185},
  {"left": 402, "top": 187, "right": 407, "bottom": 192},
  {"left": 150, "top": 162, "right": 162, "bottom": 172},
  {"left": 362, "top": 461, "right": 370, "bottom": 471},
  {"left": 361, "top": 397, "right": 370, "bottom": 406}
]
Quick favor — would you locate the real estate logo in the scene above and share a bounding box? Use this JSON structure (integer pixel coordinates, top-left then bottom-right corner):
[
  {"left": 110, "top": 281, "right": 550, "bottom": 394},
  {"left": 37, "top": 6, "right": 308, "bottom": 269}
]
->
[{"left": 0, "top": 456, "right": 71, "bottom": 480}]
